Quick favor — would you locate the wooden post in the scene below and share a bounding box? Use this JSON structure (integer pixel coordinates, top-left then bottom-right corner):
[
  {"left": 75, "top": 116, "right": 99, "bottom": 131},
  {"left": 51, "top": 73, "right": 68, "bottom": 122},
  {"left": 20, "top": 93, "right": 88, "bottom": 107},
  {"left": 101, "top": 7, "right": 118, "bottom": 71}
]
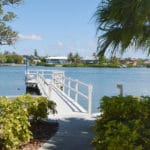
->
[
  {"left": 88, "top": 85, "right": 93, "bottom": 115},
  {"left": 75, "top": 79, "right": 78, "bottom": 103},
  {"left": 117, "top": 84, "right": 123, "bottom": 96},
  {"left": 68, "top": 77, "right": 71, "bottom": 97}
]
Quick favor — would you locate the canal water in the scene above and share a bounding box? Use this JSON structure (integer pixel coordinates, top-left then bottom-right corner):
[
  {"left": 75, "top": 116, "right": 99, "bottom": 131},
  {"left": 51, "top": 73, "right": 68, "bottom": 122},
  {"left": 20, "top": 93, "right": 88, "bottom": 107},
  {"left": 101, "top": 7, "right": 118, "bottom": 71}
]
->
[{"left": 0, "top": 66, "right": 150, "bottom": 112}]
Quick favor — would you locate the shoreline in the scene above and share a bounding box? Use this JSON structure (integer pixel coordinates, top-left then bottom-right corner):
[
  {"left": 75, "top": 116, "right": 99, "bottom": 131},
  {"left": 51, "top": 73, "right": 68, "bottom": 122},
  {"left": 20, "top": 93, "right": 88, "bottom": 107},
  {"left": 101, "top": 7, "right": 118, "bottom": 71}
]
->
[{"left": 0, "top": 63, "right": 25, "bottom": 66}]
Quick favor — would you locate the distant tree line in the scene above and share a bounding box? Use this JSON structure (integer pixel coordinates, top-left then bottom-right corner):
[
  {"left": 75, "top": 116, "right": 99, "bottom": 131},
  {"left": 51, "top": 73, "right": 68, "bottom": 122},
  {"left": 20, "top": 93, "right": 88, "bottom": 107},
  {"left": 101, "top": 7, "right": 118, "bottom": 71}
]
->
[
  {"left": 67, "top": 52, "right": 81, "bottom": 64},
  {"left": 0, "top": 51, "right": 23, "bottom": 64}
]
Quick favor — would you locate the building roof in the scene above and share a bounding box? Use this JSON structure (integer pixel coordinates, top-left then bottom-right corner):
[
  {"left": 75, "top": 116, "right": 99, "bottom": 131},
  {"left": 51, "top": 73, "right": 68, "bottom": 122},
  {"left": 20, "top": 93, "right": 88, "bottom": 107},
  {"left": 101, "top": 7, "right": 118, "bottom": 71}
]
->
[
  {"left": 46, "top": 56, "right": 67, "bottom": 60},
  {"left": 81, "top": 56, "right": 98, "bottom": 61}
]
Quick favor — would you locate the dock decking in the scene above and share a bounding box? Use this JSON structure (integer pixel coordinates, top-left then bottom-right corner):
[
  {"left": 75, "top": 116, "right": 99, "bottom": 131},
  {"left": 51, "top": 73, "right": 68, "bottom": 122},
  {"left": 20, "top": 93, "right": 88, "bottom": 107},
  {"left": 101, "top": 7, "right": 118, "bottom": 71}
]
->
[{"left": 25, "top": 70, "right": 93, "bottom": 118}]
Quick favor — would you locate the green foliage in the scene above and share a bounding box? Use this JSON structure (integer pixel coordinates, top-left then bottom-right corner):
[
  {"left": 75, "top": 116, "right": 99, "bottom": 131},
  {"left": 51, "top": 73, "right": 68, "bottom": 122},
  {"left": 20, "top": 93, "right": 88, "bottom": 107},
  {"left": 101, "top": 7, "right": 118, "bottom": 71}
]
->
[
  {"left": 0, "top": 0, "right": 23, "bottom": 46},
  {"left": 15, "top": 94, "right": 57, "bottom": 121},
  {"left": 146, "top": 64, "right": 150, "bottom": 68},
  {"left": 67, "top": 52, "right": 82, "bottom": 64},
  {"left": 95, "top": 0, "right": 150, "bottom": 56},
  {"left": 63, "top": 63, "right": 84, "bottom": 67},
  {"left": 6, "top": 53, "right": 23, "bottom": 64},
  {"left": 62, "top": 63, "right": 120, "bottom": 68},
  {"left": 0, "top": 96, "right": 32, "bottom": 150},
  {"left": 37, "top": 62, "right": 55, "bottom": 67},
  {"left": 0, "top": 53, "right": 6, "bottom": 63},
  {"left": 92, "top": 96, "right": 150, "bottom": 150},
  {"left": 67, "top": 52, "right": 74, "bottom": 63},
  {"left": 34, "top": 49, "right": 38, "bottom": 57},
  {"left": 99, "top": 55, "right": 107, "bottom": 64},
  {"left": 0, "top": 94, "right": 57, "bottom": 149}
]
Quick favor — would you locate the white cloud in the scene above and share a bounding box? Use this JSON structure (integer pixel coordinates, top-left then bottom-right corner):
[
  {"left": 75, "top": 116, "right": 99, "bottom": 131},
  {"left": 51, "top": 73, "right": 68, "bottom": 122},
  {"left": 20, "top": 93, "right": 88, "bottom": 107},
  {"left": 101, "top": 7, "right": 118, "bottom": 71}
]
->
[
  {"left": 18, "top": 34, "right": 43, "bottom": 41},
  {"left": 57, "top": 41, "right": 64, "bottom": 46}
]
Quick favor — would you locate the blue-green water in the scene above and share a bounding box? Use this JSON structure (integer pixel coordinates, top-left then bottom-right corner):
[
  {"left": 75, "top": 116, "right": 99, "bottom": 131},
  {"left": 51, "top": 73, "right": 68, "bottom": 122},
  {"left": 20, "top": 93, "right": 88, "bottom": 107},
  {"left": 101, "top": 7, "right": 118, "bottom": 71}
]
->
[{"left": 0, "top": 66, "right": 150, "bottom": 112}]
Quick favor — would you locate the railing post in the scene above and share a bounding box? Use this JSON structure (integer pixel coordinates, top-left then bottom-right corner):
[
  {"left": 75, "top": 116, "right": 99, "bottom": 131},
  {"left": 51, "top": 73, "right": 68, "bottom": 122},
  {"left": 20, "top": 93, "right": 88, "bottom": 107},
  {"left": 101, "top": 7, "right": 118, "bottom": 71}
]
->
[
  {"left": 36, "top": 72, "right": 39, "bottom": 81},
  {"left": 48, "top": 84, "right": 52, "bottom": 99},
  {"left": 75, "top": 79, "right": 78, "bottom": 103},
  {"left": 88, "top": 84, "right": 93, "bottom": 116},
  {"left": 61, "top": 75, "right": 65, "bottom": 92},
  {"left": 68, "top": 77, "right": 71, "bottom": 97},
  {"left": 52, "top": 72, "right": 56, "bottom": 86}
]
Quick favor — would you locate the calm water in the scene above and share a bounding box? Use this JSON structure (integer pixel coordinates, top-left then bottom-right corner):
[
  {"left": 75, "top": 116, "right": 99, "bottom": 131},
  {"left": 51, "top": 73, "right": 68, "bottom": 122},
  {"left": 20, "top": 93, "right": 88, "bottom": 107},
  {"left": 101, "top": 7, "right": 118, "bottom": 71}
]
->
[{"left": 0, "top": 66, "right": 150, "bottom": 112}]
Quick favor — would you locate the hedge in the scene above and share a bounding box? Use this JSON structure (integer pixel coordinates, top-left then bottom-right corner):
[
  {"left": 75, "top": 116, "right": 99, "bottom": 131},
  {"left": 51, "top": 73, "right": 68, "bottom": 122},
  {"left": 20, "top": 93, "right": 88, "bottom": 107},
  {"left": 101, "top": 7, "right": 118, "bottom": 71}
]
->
[
  {"left": 92, "top": 96, "right": 150, "bottom": 150},
  {"left": 0, "top": 94, "right": 57, "bottom": 149}
]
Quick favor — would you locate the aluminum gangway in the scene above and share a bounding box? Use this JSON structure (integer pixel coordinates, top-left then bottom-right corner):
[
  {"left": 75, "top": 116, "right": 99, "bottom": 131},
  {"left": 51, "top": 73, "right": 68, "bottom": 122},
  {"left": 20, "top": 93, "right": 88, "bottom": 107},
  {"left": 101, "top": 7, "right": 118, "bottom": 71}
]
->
[{"left": 25, "top": 70, "right": 93, "bottom": 117}]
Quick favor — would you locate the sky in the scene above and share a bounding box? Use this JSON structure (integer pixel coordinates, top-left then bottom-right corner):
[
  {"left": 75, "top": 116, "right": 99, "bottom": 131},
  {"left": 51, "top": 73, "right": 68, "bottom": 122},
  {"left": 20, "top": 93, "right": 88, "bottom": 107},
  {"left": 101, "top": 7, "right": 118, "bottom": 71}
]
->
[{"left": 1, "top": 0, "right": 149, "bottom": 58}]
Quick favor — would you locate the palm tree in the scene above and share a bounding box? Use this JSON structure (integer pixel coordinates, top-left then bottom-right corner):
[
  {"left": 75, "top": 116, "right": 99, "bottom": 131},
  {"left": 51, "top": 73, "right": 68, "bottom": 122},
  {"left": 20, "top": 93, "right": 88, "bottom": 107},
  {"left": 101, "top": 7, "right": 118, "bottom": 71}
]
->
[
  {"left": 95, "top": 0, "right": 150, "bottom": 56},
  {"left": 74, "top": 53, "right": 81, "bottom": 64},
  {"left": 67, "top": 52, "right": 74, "bottom": 63}
]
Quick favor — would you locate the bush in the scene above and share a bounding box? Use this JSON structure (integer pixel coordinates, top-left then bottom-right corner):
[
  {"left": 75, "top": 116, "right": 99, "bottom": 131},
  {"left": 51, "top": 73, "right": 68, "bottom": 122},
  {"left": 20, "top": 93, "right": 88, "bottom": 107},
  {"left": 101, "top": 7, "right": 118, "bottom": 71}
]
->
[
  {"left": 15, "top": 94, "right": 57, "bottom": 121},
  {"left": 0, "top": 94, "right": 57, "bottom": 149},
  {"left": 0, "top": 97, "right": 32, "bottom": 150},
  {"left": 92, "top": 96, "right": 150, "bottom": 150}
]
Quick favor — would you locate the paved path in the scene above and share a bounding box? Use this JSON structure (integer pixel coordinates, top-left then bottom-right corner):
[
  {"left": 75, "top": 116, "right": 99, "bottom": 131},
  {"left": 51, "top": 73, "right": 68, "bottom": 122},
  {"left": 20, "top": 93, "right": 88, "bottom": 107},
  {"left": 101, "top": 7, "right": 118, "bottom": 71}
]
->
[
  {"left": 40, "top": 115, "right": 95, "bottom": 150},
  {"left": 39, "top": 89, "right": 96, "bottom": 150},
  {"left": 37, "top": 77, "right": 97, "bottom": 150},
  {"left": 26, "top": 70, "right": 97, "bottom": 149}
]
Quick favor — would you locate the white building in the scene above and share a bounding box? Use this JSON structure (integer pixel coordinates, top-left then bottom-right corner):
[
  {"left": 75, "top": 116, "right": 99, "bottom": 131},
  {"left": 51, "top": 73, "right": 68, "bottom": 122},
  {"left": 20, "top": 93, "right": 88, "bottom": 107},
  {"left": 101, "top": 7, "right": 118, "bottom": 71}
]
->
[
  {"left": 46, "top": 56, "right": 67, "bottom": 64},
  {"left": 81, "top": 56, "right": 99, "bottom": 64}
]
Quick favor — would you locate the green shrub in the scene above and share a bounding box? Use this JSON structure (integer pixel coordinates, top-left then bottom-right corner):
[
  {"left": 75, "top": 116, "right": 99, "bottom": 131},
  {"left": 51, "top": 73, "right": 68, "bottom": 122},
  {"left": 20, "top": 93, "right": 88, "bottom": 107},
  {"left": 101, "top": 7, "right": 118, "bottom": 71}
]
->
[
  {"left": 28, "top": 96, "right": 57, "bottom": 121},
  {"left": 15, "top": 94, "right": 57, "bottom": 121},
  {"left": 0, "top": 94, "right": 57, "bottom": 149},
  {"left": 92, "top": 96, "right": 150, "bottom": 150},
  {"left": 0, "top": 97, "right": 32, "bottom": 150}
]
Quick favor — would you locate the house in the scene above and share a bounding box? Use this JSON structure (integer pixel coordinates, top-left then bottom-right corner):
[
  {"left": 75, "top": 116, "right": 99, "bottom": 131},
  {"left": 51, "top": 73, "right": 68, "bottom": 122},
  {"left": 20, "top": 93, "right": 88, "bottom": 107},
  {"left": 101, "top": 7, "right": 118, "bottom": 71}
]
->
[
  {"left": 46, "top": 56, "right": 67, "bottom": 64},
  {"left": 143, "top": 59, "right": 150, "bottom": 65},
  {"left": 125, "top": 59, "right": 138, "bottom": 66},
  {"left": 81, "top": 56, "right": 99, "bottom": 64}
]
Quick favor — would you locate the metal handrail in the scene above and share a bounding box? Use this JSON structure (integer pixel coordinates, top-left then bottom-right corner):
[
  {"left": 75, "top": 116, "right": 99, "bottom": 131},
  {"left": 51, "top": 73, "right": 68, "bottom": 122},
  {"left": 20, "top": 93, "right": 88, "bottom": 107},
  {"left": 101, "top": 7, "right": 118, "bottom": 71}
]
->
[{"left": 26, "top": 69, "right": 93, "bottom": 115}]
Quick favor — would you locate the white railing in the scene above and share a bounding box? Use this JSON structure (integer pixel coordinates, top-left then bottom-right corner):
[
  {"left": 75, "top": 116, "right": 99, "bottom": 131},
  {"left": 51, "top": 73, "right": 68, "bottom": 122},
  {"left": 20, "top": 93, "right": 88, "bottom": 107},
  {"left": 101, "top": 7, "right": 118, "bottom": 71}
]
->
[
  {"left": 54, "top": 76, "right": 93, "bottom": 115},
  {"left": 50, "top": 73, "right": 93, "bottom": 115},
  {"left": 25, "top": 70, "right": 93, "bottom": 115},
  {"left": 37, "top": 73, "right": 52, "bottom": 99}
]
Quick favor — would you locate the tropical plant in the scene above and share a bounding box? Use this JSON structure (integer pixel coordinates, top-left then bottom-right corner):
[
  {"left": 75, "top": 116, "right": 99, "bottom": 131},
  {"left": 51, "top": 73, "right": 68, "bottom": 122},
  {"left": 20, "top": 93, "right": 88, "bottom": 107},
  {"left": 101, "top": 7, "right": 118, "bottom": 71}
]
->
[
  {"left": 15, "top": 94, "right": 57, "bottom": 121},
  {"left": 0, "top": 94, "right": 57, "bottom": 149},
  {"left": 0, "top": 0, "right": 22, "bottom": 46},
  {"left": 0, "top": 96, "right": 32, "bottom": 150},
  {"left": 67, "top": 52, "right": 74, "bottom": 63},
  {"left": 34, "top": 49, "right": 38, "bottom": 57},
  {"left": 74, "top": 53, "right": 81, "bottom": 64},
  {"left": 67, "top": 52, "right": 82, "bottom": 64},
  {"left": 0, "top": 53, "right": 6, "bottom": 63},
  {"left": 92, "top": 96, "right": 150, "bottom": 150},
  {"left": 99, "top": 55, "right": 107, "bottom": 64},
  {"left": 95, "top": 0, "right": 150, "bottom": 56}
]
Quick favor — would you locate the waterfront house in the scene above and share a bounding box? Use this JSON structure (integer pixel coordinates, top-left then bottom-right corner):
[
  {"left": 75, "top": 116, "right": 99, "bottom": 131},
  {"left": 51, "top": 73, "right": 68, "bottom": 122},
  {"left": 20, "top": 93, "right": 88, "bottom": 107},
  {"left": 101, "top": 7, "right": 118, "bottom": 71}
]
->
[
  {"left": 143, "top": 59, "right": 150, "bottom": 65},
  {"left": 81, "top": 56, "right": 99, "bottom": 64},
  {"left": 46, "top": 56, "right": 67, "bottom": 64},
  {"left": 126, "top": 59, "right": 137, "bottom": 67}
]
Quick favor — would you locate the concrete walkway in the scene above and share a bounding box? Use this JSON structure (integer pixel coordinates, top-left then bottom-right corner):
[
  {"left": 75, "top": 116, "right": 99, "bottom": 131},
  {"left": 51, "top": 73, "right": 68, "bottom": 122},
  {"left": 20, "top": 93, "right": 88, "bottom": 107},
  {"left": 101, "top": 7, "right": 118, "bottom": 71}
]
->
[
  {"left": 37, "top": 76, "right": 97, "bottom": 150},
  {"left": 40, "top": 114, "right": 95, "bottom": 150},
  {"left": 26, "top": 70, "right": 97, "bottom": 149}
]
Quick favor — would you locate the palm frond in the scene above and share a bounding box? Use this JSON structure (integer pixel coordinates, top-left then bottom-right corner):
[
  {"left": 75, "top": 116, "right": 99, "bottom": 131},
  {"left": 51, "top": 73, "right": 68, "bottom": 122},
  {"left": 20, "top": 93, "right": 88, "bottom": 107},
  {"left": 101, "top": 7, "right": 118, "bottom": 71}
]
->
[{"left": 95, "top": 0, "right": 150, "bottom": 56}]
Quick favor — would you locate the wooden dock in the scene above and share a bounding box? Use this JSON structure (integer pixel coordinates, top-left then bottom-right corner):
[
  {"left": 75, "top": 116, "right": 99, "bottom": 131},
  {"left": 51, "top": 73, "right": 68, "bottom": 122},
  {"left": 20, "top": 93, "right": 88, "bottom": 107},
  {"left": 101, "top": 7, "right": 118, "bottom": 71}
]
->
[{"left": 25, "top": 70, "right": 93, "bottom": 118}]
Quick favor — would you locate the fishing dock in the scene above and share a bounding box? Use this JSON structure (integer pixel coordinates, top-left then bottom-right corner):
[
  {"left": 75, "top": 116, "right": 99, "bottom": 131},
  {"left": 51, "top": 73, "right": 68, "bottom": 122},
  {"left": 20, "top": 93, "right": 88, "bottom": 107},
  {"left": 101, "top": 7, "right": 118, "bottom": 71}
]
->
[{"left": 25, "top": 70, "right": 93, "bottom": 118}]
